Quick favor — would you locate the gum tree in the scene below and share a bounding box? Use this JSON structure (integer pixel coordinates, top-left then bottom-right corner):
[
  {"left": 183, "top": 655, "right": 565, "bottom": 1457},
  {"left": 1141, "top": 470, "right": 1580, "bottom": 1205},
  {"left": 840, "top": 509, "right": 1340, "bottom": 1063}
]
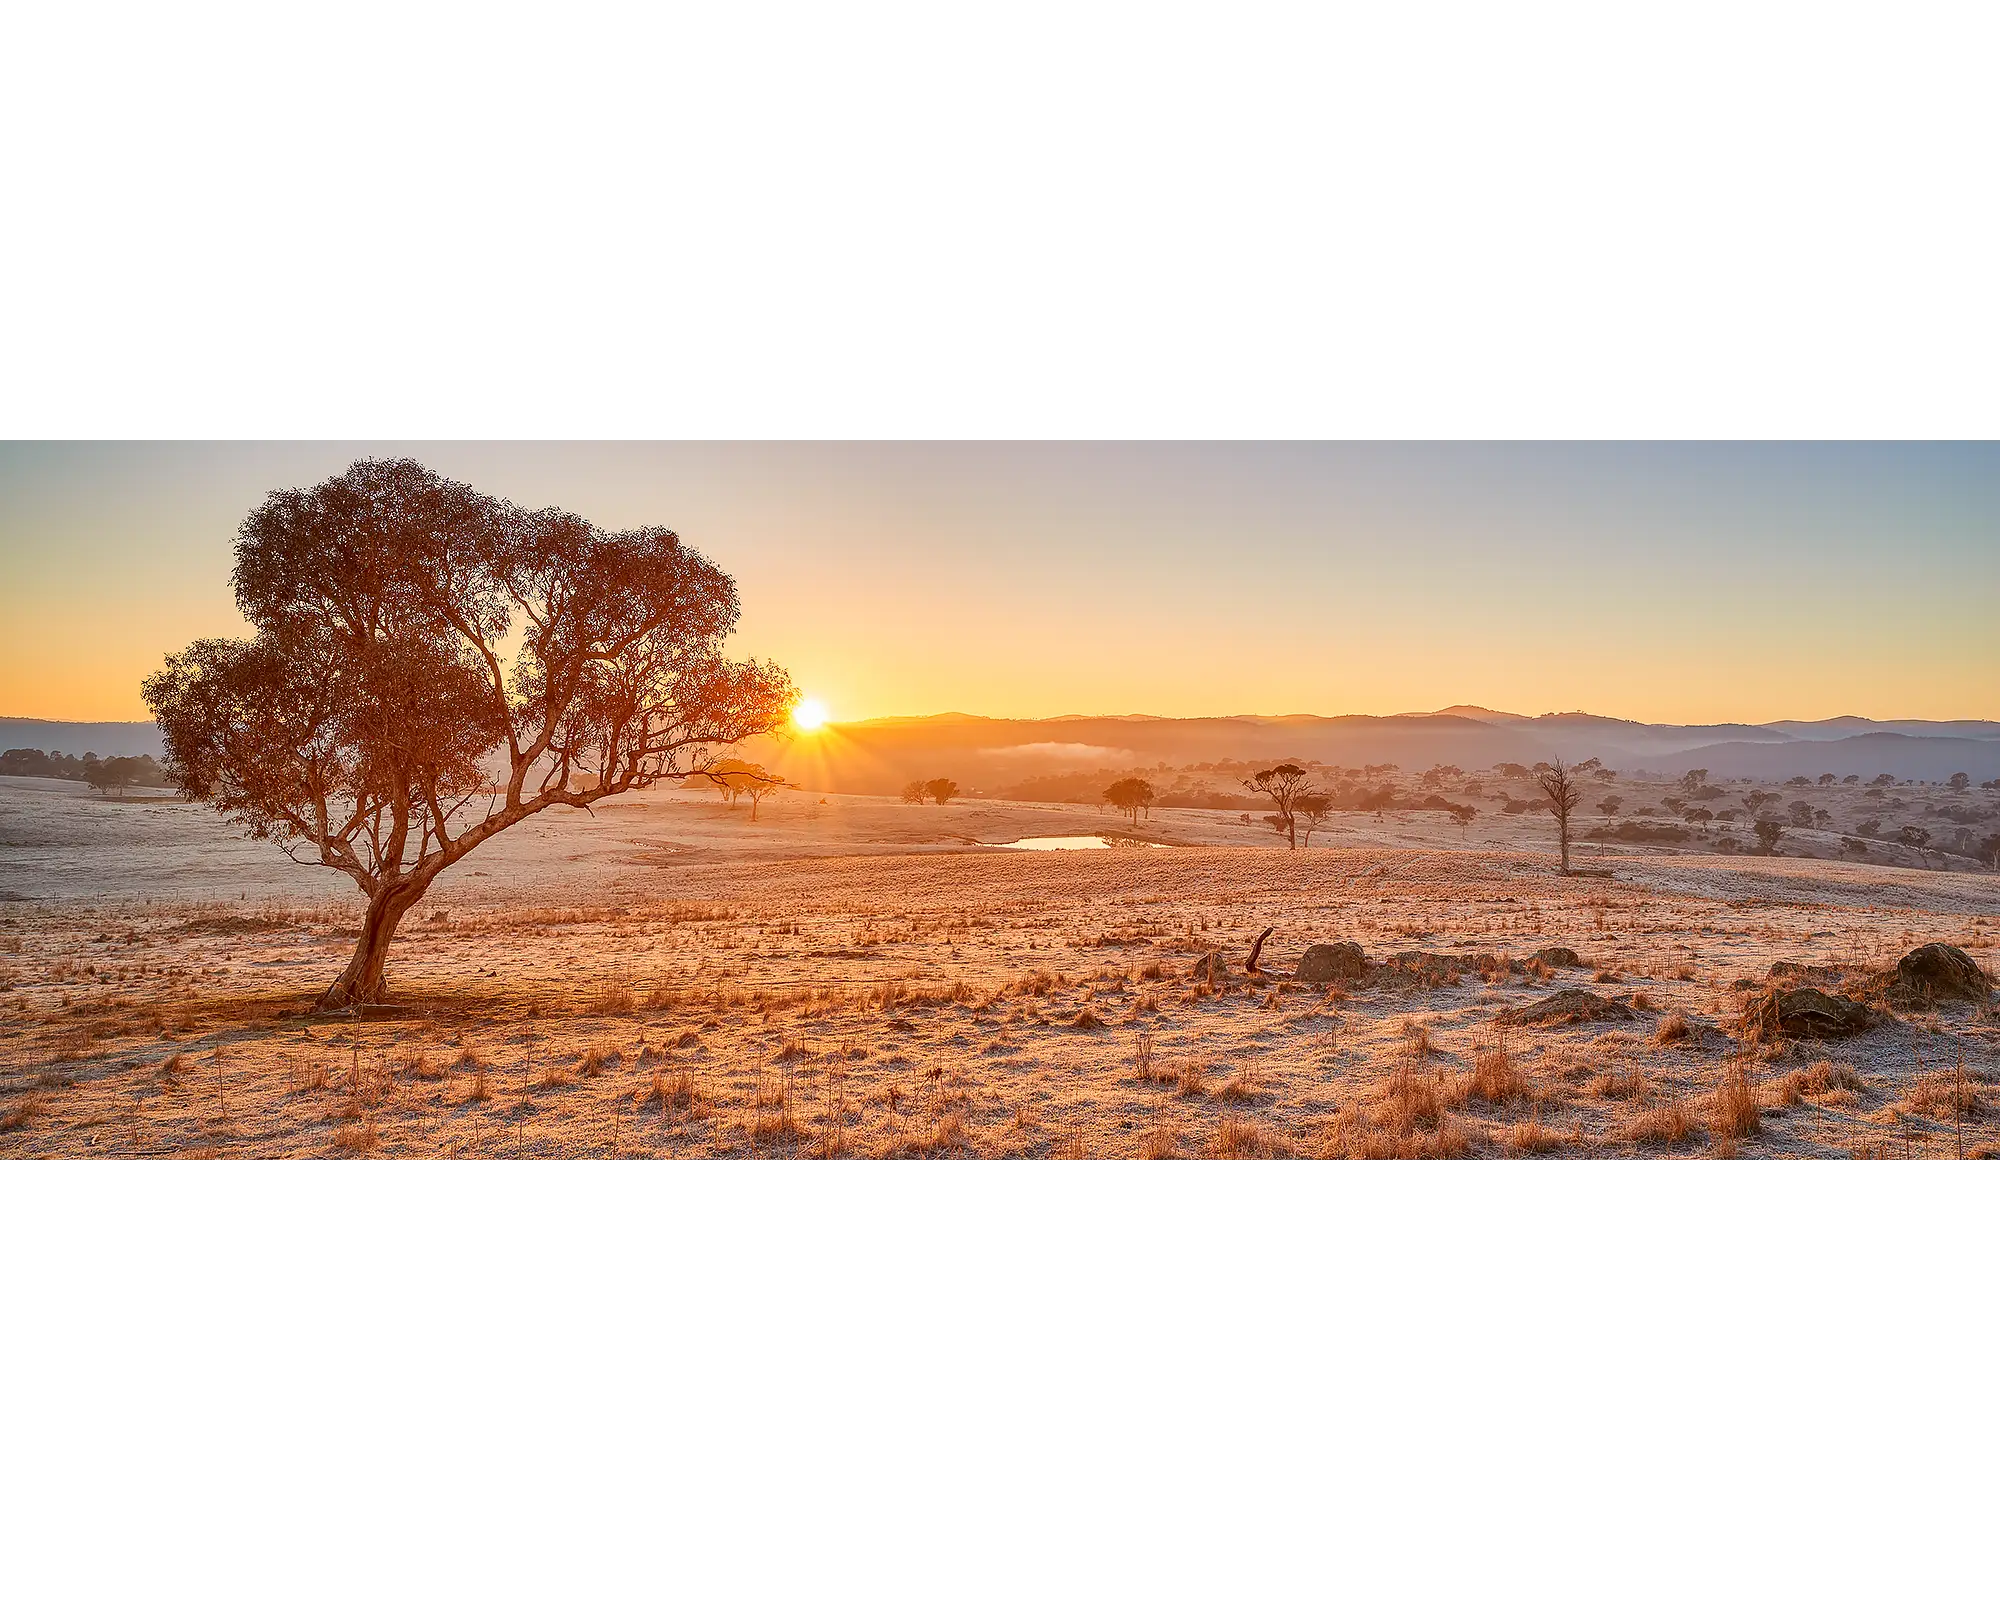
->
[{"left": 144, "top": 458, "right": 794, "bottom": 1010}]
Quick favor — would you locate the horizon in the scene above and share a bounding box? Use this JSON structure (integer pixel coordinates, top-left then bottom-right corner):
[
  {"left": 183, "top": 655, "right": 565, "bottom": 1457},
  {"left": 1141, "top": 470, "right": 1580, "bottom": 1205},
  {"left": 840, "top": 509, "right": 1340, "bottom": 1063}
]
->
[{"left": 4, "top": 442, "right": 1997, "bottom": 724}]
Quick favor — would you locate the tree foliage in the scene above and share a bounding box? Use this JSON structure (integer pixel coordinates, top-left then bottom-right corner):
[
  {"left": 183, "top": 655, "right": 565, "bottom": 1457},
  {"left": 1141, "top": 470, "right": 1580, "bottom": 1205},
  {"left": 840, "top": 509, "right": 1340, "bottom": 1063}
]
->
[
  {"left": 143, "top": 458, "right": 793, "bottom": 1009},
  {"left": 1104, "top": 777, "right": 1155, "bottom": 825},
  {"left": 1244, "top": 763, "right": 1316, "bottom": 850}
]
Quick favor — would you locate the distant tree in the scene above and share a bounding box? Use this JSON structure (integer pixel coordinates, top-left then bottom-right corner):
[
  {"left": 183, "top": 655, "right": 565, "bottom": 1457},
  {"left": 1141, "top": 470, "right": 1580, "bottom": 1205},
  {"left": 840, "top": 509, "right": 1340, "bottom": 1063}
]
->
[
  {"left": 1813, "top": 807, "right": 1831, "bottom": 828},
  {"left": 1444, "top": 800, "right": 1474, "bottom": 838},
  {"left": 696, "top": 760, "right": 794, "bottom": 820},
  {"left": 923, "top": 777, "right": 960, "bottom": 806},
  {"left": 1685, "top": 806, "right": 1713, "bottom": 831},
  {"left": 1680, "top": 768, "right": 1708, "bottom": 797},
  {"left": 1536, "top": 757, "right": 1582, "bottom": 874},
  {"left": 1786, "top": 775, "right": 1812, "bottom": 788},
  {"left": 1295, "top": 792, "right": 1334, "bottom": 846},
  {"left": 900, "top": 780, "right": 926, "bottom": 805},
  {"left": 1856, "top": 817, "right": 1881, "bottom": 838},
  {"left": 1104, "top": 777, "right": 1156, "bottom": 825},
  {"left": 1817, "top": 773, "right": 1836, "bottom": 786},
  {"left": 143, "top": 457, "right": 793, "bottom": 1010},
  {"left": 1746, "top": 790, "right": 1773, "bottom": 813},
  {"left": 1979, "top": 833, "right": 2000, "bottom": 870},
  {"left": 83, "top": 754, "right": 167, "bottom": 794},
  {"left": 1596, "top": 794, "right": 1623, "bottom": 816},
  {"left": 1787, "top": 800, "right": 1815, "bottom": 828},
  {"left": 1842, "top": 774, "right": 1860, "bottom": 784},
  {"left": 1948, "top": 771, "right": 1970, "bottom": 792},
  {"left": 1754, "top": 816, "right": 1785, "bottom": 855},
  {"left": 1715, "top": 807, "right": 1739, "bottom": 825},
  {"left": 1898, "top": 824, "right": 1941, "bottom": 868},
  {"left": 1241, "top": 764, "right": 1314, "bottom": 850},
  {"left": 1873, "top": 773, "right": 1896, "bottom": 785}
]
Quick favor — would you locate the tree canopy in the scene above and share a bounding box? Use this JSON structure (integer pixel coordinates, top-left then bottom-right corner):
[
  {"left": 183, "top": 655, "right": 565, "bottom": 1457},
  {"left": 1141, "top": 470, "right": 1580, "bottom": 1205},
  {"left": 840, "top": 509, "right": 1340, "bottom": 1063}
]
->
[{"left": 144, "top": 457, "right": 793, "bottom": 1008}]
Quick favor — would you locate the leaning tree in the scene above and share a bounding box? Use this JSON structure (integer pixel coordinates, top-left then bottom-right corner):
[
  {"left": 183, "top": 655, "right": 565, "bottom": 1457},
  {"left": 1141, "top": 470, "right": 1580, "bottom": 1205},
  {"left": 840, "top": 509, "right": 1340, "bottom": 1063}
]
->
[{"left": 143, "top": 458, "right": 794, "bottom": 1011}]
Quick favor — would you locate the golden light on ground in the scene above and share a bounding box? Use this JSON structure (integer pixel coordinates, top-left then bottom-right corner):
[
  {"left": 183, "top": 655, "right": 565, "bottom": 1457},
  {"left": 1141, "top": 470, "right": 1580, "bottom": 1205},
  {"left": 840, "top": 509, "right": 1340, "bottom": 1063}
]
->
[{"left": 792, "top": 697, "right": 829, "bottom": 732}]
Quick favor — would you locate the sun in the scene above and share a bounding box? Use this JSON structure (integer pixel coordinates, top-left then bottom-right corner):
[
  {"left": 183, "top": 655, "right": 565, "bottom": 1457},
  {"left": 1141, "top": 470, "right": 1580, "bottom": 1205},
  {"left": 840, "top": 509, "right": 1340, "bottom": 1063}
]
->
[{"left": 792, "top": 697, "right": 829, "bottom": 732}]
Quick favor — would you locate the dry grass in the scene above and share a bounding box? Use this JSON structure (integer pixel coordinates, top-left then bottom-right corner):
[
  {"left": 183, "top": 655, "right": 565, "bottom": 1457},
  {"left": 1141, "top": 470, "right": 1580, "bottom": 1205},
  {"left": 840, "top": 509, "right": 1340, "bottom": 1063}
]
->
[
  {"left": 1507, "top": 1110, "right": 1567, "bottom": 1154},
  {"left": 1625, "top": 1099, "right": 1699, "bottom": 1147},
  {"left": 1398, "top": 1018, "right": 1441, "bottom": 1059},
  {"left": 1903, "top": 1068, "right": 1984, "bottom": 1121},
  {"left": 1709, "top": 1062, "right": 1762, "bottom": 1141},
  {"left": 397, "top": 1050, "right": 447, "bottom": 1082},
  {"left": 1175, "top": 1059, "right": 1208, "bottom": 1098},
  {"left": 1, "top": 1094, "right": 44, "bottom": 1134},
  {"left": 332, "top": 1117, "right": 379, "bottom": 1155},
  {"left": 1589, "top": 1065, "right": 1650, "bottom": 1101},
  {"left": 1767, "top": 1060, "right": 1864, "bottom": 1105},
  {"left": 586, "top": 982, "right": 635, "bottom": 1016},
  {"left": 1325, "top": 1103, "right": 1473, "bottom": 1159},
  {"left": 1215, "top": 1064, "right": 1263, "bottom": 1104},
  {"left": 1138, "top": 1124, "right": 1178, "bottom": 1159},
  {"left": 1653, "top": 1011, "right": 1691, "bottom": 1046},
  {"left": 1133, "top": 1028, "right": 1173, "bottom": 1086},
  {"left": 1211, "top": 1116, "right": 1293, "bottom": 1158},
  {"left": 1453, "top": 1032, "right": 1528, "bottom": 1106}
]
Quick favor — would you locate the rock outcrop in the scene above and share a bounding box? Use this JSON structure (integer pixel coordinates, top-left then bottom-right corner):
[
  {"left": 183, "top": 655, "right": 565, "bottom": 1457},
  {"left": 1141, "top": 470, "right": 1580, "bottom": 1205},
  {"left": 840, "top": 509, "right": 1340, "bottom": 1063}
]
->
[{"left": 1296, "top": 941, "right": 1368, "bottom": 986}]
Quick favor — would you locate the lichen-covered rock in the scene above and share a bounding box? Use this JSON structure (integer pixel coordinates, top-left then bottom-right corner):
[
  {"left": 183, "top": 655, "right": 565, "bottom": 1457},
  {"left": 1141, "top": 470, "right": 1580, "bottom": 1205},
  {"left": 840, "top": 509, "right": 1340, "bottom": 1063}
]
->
[
  {"left": 1534, "top": 946, "right": 1582, "bottom": 968},
  {"left": 1741, "top": 986, "right": 1873, "bottom": 1040},
  {"left": 1496, "top": 988, "right": 1633, "bottom": 1027},
  {"left": 1296, "top": 941, "right": 1368, "bottom": 986},
  {"left": 1892, "top": 943, "right": 1991, "bottom": 1002}
]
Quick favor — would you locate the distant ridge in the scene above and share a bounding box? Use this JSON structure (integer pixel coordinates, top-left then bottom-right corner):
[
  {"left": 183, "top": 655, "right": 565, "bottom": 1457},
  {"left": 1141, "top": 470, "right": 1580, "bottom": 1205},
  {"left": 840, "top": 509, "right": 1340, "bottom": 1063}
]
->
[
  {"left": 7, "top": 711, "right": 1996, "bottom": 791},
  {"left": 0, "top": 718, "right": 165, "bottom": 758},
  {"left": 749, "top": 711, "right": 2000, "bottom": 793}
]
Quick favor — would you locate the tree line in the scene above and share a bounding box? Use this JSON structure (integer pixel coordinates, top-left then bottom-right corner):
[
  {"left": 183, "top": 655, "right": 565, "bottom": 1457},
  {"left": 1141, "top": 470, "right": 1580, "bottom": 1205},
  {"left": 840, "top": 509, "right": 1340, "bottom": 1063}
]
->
[{"left": 1, "top": 748, "right": 170, "bottom": 792}]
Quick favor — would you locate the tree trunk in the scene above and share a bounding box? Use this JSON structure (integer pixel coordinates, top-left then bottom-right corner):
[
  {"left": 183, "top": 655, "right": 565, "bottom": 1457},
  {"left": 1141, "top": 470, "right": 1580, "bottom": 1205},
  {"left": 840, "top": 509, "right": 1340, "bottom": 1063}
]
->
[{"left": 317, "top": 884, "right": 423, "bottom": 1011}]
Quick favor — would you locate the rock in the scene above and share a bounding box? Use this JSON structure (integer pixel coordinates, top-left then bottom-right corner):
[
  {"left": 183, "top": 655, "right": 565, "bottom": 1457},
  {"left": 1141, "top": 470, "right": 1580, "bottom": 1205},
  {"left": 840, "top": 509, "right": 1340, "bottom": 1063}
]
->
[
  {"left": 1741, "top": 986, "right": 1873, "bottom": 1040},
  {"left": 1189, "top": 950, "right": 1237, "bottom": 986},
  {"left": 1892, "top": 943, "right": 1991, "bottom": 1002},
  {"left": 1533, "top": 946, "right": 1582, "bottom": 968},
  {"left": 1296, "top": 941, "right": 1368, "bottom": 986},
  {"left": 1495, "top": 988, "right": 1634, "bottom": 1027}
]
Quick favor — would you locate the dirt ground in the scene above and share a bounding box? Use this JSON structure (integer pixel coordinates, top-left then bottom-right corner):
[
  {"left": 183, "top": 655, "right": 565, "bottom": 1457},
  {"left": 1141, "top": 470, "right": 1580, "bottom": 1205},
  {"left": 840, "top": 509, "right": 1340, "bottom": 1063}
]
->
[{"left": 2, "top": 779, "right": 1996, "bottom": 1159}]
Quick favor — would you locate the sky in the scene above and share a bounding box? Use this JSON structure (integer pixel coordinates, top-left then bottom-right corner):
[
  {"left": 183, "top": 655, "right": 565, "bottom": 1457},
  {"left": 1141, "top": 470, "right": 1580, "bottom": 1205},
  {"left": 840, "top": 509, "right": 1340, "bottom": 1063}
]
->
[{"left": 1, "top": 442, "right": 1995, "bottom": 725}]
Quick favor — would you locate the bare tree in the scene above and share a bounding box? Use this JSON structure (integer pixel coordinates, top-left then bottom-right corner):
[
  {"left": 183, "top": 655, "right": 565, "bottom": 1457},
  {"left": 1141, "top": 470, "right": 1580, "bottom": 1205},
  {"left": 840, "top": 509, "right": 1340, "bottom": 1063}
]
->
[
  {"left": 1244, "top": 763, "right": 1314, "bottom": 850},
  {"left": 1536, "top": 756, "right": 1582, "bottom": 874},
  {"left": 1104, "top": 777, "right": 1155, "bottom": 825},
  {"left": 900, "top": 779, "right": 926, "bottom": 805},
  {"left": 923, "top": 777, "right": 960, "bottom": 806},
  {"left": 143, "top": 458, "right": 793, "bottom": 1010}
]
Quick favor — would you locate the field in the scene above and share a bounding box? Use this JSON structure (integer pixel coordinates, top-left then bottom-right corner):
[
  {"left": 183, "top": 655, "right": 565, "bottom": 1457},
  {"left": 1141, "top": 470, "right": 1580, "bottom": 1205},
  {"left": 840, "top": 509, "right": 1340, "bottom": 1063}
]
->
[{"left": 2, "top": 776, "right": 1996, "bottom": 1159}]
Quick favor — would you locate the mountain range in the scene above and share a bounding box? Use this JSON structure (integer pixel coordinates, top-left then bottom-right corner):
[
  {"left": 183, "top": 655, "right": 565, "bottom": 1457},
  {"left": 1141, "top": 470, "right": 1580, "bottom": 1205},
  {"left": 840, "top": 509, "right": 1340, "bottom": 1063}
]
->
[{"left": 8, "top": 710, "right": 1999, "bottom": 793}]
